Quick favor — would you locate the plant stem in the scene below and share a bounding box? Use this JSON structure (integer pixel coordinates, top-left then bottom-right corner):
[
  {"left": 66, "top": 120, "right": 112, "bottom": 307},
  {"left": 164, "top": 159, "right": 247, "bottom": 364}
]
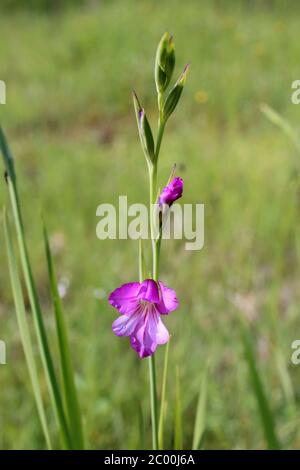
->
[
  {"left": 147, "top": 113, "right": 166, "bottom": 449},
  {"left": 149, "top": 164, "right": 158, "bottom": 279},
  {"left": 155, "top": 119, "right": 165, "bottom": 164},
  {"left": 148, "top": 163, "right": 159, "bottom": 449}
]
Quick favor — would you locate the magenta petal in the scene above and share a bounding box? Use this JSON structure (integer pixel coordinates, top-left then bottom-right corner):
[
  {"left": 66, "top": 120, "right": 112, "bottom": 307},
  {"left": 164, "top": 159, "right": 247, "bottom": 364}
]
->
[
  {"left": 112, "top": 312, "right": 140, "bottom": 337},
  {"left": 130, "top": 320, "right": 157, "bottom": 358},
  {"left": 147, "top": 309, "right": 169, "bottom": 345},
  {"left": 157, "top": 281, "right": 179, "bottom": 315},
  {"left": 108, "top": 282, "right": 141, "bottom": 314},
  {"left": 129, "top": 308, "right": 169, "bottom": 358},
  {"left": 159, "top": 177, "right": 183, "bottom": 206},
  {"left": 130, "top": 335, "right": 156, "bottom": 358},
  {"left": 155, "top": 316, "right": 170, "bottom": 344},
  {"left": 138, "top": 279, "right": 160, "bottom": 303}
]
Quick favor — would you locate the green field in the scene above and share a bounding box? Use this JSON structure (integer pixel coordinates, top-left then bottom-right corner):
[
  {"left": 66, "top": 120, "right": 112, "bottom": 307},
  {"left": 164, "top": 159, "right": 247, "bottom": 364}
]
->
[{"left": 1, "top": 0, "right": 300, "bottom": 449}]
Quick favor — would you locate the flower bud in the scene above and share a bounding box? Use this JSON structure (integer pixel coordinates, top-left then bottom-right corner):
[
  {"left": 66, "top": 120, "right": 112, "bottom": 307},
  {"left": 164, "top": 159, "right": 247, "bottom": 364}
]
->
[
  {"left": 132, "top": 90, "right": 155, "bottom": 163},
  {"left": 159, "top": 176, "right": 183, "bottom": 207},
  {"left": 162, "top": 64, "right": 190, "bottom": 122},
  {"left": 155, "top": 32, "right": 176, "bottom": 94}
]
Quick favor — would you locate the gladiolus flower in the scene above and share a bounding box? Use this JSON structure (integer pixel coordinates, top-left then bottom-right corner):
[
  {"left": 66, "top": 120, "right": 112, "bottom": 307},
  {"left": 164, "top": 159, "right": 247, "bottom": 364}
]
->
[
  {"left": 159, "top": 176, "right": 183, "bottom": 207},
  {"left": 109, "top": 279, "right": 178, "bottom": 358}
]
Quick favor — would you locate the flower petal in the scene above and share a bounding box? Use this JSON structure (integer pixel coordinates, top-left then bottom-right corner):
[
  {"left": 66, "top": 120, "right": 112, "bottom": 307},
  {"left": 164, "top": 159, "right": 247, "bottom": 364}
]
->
[
  {"left": 138, "top": 279, "right": 160, "bottom": 303},
  {"left": 129, "top": 308, "right": 169, "bottom": 358},
  {"left": 147, "top": 309, "right": 170, "bottom": 344},
  {"left": 112, "top": 311, "right": 140, "bottom": 337},
  {"left": 157, "top": 281, "right": 179, "bottom": 314},
  {"left": 108, "top": 282, "right": 140, "bottom": 314},
  {"left": 130, "top": 321, "right": 157, "bottom": 358},
  {"left": 159, "top": 177, "right": 183, "bottom": 206},
  {"left": 155, "top": 316, "right": 170, "bottom": 344}
]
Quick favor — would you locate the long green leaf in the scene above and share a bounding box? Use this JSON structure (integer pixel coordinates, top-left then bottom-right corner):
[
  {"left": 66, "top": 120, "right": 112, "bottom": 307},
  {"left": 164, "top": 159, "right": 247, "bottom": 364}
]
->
[
  {"left": 192, "top": 365, "right": 208, "bottom": 450},
  {"left": 137, "top": 402, "right": 145, "bottom": 449},
  {"left": 174, "top": 367, "right": 183, "bottom": 450},
  {"left": 275, "top": 348, "right": 296, "bottom": 417},
  {"left": 242, "top": 328, "right": 281, "bottom": 449},
  {"left": 0, "top": 127, "right": 72, "bottom": 449},
  {"left": 3, "top": 209, "right": 52, "bottom": 449},
  {"left": 43, "top": 224, "right": 84, "bottom": 449},
  {"left": 158, "top": 340, "right": 169, "bottom": 450}
]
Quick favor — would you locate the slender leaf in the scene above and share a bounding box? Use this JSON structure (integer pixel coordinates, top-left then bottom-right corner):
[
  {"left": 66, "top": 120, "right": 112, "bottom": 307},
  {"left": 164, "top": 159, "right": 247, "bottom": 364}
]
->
[
  {"left": 3, "top": 209, "right": 52, "bottom": 449},
  {"left": 0, "top": 127, "right": 72, "bottom": 449},
  {"left": 275, "top": 348, "right": 296, "bottom": 417},
  {"left": 261, "top": 103, "right": 300, "bottom": 154},
  {"left": 192, "top": 365, "right": 208, "bottom": 450},
  {"left": 0, "top": 126, "right": 16, "bottom": 184},
  {"left": 174, "top": 366, "right": 183, "bottom": 450},
  {"left": 137, "top": 402, "right": 145, "bottom": 450},
  {"left": 242, "top": 327, "right": 281, "bottom": 449},
  {"left": 43, "top": 224, "right": 84, "bottom": 449}
]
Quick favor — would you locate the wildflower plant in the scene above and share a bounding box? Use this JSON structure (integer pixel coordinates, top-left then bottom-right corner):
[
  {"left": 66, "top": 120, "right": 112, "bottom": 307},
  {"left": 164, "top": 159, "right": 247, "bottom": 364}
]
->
[
  {"left": 0, "top": 33, "right": 209, "bottom": 451},
  {"left": 108, "top": 33, "right": 189, "bottom": 449}
]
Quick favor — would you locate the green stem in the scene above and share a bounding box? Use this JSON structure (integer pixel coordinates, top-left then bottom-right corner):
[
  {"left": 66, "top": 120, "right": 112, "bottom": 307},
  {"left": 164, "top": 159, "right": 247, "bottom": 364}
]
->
[
  {"left": 155, "top": 119, "right": 165, "bottom": 164},
  {"left": 149, "top": 164, "right": 158, "bottom": 278},
  {"left": 147, "top": 99, "right": 166, "bottom": 451},
  {"left": 148, "top": 163, "right": 159, "bottom": 450}
]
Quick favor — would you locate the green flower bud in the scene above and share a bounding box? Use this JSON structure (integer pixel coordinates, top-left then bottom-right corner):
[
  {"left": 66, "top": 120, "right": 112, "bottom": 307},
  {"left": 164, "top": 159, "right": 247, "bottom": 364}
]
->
[
  {"left": 132, "top": 90, "right": 155, "bottom": 163},
  {"left": 155, "top": 32, "right": 176, "bottom": 94},
  {"left": 162, "top": 64, "right": 190, "bottom": 121}
]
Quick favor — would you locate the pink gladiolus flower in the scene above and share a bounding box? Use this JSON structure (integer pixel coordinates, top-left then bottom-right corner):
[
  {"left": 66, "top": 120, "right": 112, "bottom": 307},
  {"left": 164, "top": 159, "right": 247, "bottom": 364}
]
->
[
  {"left": 109, "top": 279, "right": 179, "bottom": 358},
  {"left": 159, "top": 176, "right": 183, "bottom": 207}
]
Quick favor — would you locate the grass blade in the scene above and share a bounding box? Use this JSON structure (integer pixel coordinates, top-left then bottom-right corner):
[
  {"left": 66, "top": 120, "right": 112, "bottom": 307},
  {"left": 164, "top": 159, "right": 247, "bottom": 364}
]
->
[
  {"left": 0, "top": 127, "right": 72, "bottom": 448},
  {"left": 0, "top": 126, "right": 16, "bottom": 184},
  {"left": 275, "top": 348, "right": 296, "bottom": 417},
  {"left": 192, "top": 364, "right": 208, "bottom": 450},
  {"left": 158, "top": 340, "right": 169, "bottom": 450},
  {"left": 43, "top": 224, "right": 84, "bottom": 449},
  {"left": 242, "top": 327, "right": 281, "bottom": 449},
  {"left": 137, "top": 402, "right": 145, "bottom": 449},
  {"left": 174, "top": 366, "right": 183, "bottom": 450},
  {"left": 3, "top": 209, "right": 52, "bottom": 449},
  {"left": 260, "top": 103, "right": 300, "bottom": 154}
]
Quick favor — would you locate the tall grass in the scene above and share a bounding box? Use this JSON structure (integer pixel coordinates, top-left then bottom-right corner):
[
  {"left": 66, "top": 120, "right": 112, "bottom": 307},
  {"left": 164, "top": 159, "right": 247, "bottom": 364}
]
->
[{"left": 1, "top": 127, "right": 84, "bottom": 449}]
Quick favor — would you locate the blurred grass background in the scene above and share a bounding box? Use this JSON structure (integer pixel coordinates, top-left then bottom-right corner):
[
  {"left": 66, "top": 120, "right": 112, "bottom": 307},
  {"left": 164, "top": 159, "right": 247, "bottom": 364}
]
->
[{"left": 1, "top": 0, "right": 300, "bottom": 449}]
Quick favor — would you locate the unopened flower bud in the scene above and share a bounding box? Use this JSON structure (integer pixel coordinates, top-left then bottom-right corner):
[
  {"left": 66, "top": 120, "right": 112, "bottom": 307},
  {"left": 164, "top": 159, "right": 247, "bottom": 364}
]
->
[
  {"left": 162, "top": 64, "right": 190, "bottom": 122},
  {"left": 133, "top": 91, "right": 155, "bottom": 163},
  {"left": 155, "top": 32, "right": 176, "bottom": 94},
  {"left": 159, "top": 176, "right": 183, "bottom": 207}
]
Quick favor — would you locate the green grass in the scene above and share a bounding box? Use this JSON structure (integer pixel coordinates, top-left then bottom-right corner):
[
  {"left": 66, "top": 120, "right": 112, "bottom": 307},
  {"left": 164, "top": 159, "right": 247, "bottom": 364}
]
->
[{"left": 1, "top": 0, "right": 300, "bottom": 449}]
